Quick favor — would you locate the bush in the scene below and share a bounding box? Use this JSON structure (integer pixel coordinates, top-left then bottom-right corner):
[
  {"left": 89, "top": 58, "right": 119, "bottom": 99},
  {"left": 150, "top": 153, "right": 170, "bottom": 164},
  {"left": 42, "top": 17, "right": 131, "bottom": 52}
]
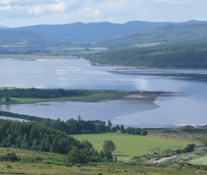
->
[
  {"left": 182, "top": 144, "right": 195, "bottom": 153},
  {"left": 0, "top": 153, "right": 18, "bottom": 162}
]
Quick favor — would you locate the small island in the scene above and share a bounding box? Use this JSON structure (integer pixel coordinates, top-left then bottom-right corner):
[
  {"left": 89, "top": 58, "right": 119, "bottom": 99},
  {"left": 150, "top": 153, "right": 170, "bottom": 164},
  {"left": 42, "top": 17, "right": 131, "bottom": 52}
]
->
[{"left": 0, "top": 88, "right": 175, "bottom": 104}]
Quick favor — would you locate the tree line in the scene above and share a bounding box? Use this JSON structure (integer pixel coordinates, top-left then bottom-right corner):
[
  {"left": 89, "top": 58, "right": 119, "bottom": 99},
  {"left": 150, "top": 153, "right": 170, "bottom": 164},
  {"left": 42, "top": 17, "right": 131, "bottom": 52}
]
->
[
  {"left": 0, "top": 111, "right": 148, "bottom": 136},
  {"left": 0, "top": 88, "right": 89, "bottom": 99}
]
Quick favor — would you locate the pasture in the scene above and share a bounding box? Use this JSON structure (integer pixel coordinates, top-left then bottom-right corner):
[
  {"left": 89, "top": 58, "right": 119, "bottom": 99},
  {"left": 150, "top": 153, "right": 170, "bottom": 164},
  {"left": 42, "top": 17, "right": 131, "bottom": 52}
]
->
[{"left": 73, "top": 133, "right": 191, "bottom": 159}]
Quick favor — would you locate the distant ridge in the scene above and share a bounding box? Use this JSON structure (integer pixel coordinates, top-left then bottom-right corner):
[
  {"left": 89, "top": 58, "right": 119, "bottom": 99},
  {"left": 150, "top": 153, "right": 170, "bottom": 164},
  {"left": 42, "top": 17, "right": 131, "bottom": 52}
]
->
[
  {"left": 12, "top": 21, "right": 172, "bottom": 43},
  {"left": 1, "top": 20, "right": 207, "bottom": 52},
  {"left": 0, "top": 25, "right": 7, "bottom": 29},
  {"left": 182, "top": 20, "right": 207, "bottom": 24},
  {"left": 10, "top": 20, "right": 207, "bottom": 44},
  {"left": 101, "top": 21, "right": 207, "bottom": 49}
]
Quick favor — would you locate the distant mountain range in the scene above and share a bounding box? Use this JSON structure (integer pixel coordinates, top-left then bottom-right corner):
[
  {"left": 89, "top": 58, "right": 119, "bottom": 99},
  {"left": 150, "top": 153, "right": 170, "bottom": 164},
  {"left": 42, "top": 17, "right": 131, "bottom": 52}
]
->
[
  {"left": 13, "top": 21, "right": 172, "bottom": 43},
  {"left": 0, "top": 25, "right": 7, "bottom": 29},
  {"left": 1, "top": 20, "right": 207, "bottom": 52}
]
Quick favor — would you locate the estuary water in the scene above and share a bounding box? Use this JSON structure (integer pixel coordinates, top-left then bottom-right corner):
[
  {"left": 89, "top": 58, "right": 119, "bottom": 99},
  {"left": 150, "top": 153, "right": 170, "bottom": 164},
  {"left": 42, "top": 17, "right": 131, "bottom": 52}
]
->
[{"left": 0, "top": 58, "right": 207, "bottom": 127}]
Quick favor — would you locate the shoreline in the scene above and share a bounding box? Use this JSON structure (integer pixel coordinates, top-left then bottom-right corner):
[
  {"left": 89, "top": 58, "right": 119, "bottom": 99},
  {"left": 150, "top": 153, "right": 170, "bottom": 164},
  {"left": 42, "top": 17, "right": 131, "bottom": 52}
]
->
[
  {"left": 1, "top": 55, "right": 207, "bottom": 70},
  {"left": 91, "top": 62, "right": 207, "bottom": 71}
]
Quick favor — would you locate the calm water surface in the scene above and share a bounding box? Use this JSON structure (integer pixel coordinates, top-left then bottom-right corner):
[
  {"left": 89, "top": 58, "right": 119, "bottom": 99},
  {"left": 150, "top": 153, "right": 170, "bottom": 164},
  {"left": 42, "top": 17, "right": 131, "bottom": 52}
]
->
[{"left": 0, "top": 58, "right": 207, "bottom": 127}]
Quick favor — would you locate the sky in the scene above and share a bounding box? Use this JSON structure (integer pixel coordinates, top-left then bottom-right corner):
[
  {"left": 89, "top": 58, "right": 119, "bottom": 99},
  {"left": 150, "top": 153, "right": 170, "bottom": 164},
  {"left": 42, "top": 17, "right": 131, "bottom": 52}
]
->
[{"left": 0, "top": 0, "right": 207, "bottom": 27}]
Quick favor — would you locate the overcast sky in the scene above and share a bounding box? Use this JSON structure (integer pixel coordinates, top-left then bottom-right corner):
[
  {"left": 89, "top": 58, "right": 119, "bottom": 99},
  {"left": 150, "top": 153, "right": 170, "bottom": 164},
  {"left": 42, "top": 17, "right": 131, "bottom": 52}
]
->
[{"left": 0, "top": 0, "right": 207, "bottom": 27}]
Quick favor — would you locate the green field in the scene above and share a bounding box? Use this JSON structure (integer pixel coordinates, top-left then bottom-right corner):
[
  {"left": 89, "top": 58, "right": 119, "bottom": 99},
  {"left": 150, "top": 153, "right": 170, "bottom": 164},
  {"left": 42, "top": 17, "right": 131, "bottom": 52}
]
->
[
  {"left": 0, "top": 147, "right": 66, "bottom": 165},
  {"left": 190, "top": 156, "right": 207, "bottom": 165},
  {"left": 73, "top": 133, "right": 191, "bottom": 159}
]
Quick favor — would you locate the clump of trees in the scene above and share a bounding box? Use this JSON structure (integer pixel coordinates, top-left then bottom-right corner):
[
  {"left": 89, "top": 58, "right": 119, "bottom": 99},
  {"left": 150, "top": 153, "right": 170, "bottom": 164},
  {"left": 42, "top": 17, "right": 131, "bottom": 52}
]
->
[
  {"left": 0, "top": 96, "right": 13, "bottom": 104},
  {"left": 103, "top": 140, "right": 116, "bottom": 159},
  {"left": 0, "top": 153, "right": 18, "bottom": 162},
  {"left": 112, "top": 124, "right": 148, "bottom": 136},
  {"left": 176, "top": 144, "right": 196, "bottom": 154},
  {"left": 122, "top": 127, "right": 148, "bottom": 136},
  {"left": 67, "top": 140, "right": 116, "bottom": 164}
]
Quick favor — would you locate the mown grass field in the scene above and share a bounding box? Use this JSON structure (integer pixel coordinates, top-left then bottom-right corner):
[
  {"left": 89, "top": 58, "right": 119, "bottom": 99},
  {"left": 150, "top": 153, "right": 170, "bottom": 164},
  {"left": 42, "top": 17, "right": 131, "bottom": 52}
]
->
[{"left": 73, "top": 133, "right": 191, "bottom": 159}]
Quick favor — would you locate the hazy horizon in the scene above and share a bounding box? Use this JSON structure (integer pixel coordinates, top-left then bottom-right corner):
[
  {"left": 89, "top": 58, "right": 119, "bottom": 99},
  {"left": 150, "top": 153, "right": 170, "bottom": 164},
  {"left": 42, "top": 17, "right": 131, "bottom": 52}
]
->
[
  {"left": 2, "top": 19, "right": 207, "bottom": 28},
  {"left": 0, "top": 0, "right": 207, "bottom": 27}
]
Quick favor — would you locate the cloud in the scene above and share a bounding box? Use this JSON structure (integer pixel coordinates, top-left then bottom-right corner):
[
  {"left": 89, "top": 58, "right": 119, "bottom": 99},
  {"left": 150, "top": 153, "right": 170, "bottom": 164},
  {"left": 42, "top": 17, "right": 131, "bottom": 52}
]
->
[
  {"left": 28, "top": 1, "right": 66, "bottom": 15},
  {"left": 0, "top": 5, "right": 11, "bottom": 11},
  {"left": 0, "top": 0, "right": 207, "bottom": 27}
]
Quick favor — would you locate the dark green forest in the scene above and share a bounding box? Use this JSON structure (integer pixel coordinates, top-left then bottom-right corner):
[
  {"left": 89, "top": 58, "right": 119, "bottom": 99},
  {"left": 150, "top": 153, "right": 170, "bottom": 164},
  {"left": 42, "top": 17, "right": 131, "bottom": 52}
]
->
[
  {"left": 0, "top": 119, "right": 81, "bottom": 154},
  {"left": 90, "top": 44, "right": 207, "bottom": 68}
]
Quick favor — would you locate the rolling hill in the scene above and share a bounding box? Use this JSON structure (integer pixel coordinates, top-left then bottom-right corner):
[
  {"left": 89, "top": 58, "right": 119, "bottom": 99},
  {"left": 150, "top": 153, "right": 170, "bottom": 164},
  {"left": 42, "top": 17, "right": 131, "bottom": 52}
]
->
[
  {"left": 0, "top": 30, "right": 52, "bottom": 47},
  {"left": 90, "top": 43, "right": 207, "bottom": 68},
  {"left": 13, "top": 21, "right": 171, "bottom": 43},
  {"left": 1, "top": 20, "right": 207, "bottom": 55},
  {"left": 101, "top": 23, "right": 207, "bottom": 49},
  {"left": 0, "top": 29, "right": 58, "bottom": 54},
  {"left": 0, "top": 29, "right": 74, "bottom": 54}
]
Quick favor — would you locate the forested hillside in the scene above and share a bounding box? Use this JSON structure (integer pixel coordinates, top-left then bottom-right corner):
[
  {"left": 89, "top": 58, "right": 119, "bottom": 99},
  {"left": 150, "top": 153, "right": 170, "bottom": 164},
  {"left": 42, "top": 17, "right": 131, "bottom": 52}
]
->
[
  {"left": 90, "top": 44, "right": 207, "bottom": 68},
  {"left": 101, "top": 23, "right": 207, "bottom": 49},
  {"left": 0, "top": 30, "right": 54, "bottom": 47}
]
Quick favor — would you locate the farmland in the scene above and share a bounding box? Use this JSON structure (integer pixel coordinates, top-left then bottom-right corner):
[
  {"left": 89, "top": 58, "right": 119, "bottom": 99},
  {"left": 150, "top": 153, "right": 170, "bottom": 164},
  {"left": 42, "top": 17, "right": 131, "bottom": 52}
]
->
[{"left": 73, "top": 133, "right": 191, "bottom": 159}]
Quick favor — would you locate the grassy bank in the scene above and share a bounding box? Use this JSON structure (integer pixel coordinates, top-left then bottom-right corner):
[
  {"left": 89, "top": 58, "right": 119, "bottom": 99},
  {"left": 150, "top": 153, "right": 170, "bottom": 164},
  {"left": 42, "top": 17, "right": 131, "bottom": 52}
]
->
[
  {"left": 0, "top": 148, "right": 66, "bottom": 165},
  {"left": 73, "top": 133, "right": 191, "bottom": 159},
  {"left": 1, "top": 162, "right": 207, "bottom": 175},
  {"left": 0, "top": 148, "right": 207, "bottom": 175}
]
